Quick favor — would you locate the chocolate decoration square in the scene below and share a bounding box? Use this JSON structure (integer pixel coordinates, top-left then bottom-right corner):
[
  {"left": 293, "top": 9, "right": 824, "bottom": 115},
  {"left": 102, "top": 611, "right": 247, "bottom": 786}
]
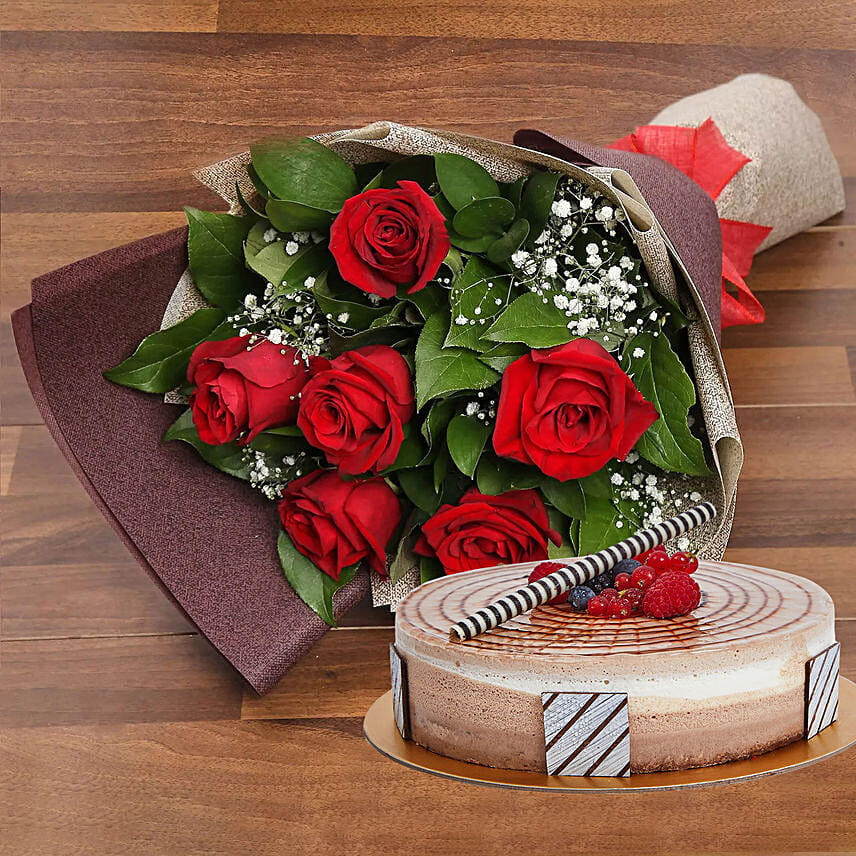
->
[
  {"left": 542, "top": 692, "right": 630, "bottom": 777},
  {"left": 389, "top": 644, "right": 410, "bottom": 740},
  {"left": 805, "top": 642, "right": 840, "bottom": 739}
]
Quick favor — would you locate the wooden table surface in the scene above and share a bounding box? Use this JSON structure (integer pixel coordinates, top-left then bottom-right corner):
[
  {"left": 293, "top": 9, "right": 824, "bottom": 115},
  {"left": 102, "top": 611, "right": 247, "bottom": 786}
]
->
[{"left": 2, "top": 2, "right": 855, "bottom": 854}]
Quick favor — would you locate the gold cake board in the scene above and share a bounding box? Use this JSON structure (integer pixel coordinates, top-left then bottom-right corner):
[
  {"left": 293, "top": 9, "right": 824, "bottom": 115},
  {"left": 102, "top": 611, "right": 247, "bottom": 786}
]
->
[{"left": 364, "top": 678, "right": 856, "bottom": 792}]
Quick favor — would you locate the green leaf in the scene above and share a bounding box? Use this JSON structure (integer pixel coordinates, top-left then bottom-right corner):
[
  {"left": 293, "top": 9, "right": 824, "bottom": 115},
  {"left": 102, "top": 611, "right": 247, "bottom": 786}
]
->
[
  {"left": 500, "top": 175, "right": 526, "bottom": 209},
  {"left": 623, "top": 332, "right": 710, "bottom": 476},
  {"left": 452, "top": 197, "right": 515, "bottom": 238},
  {"left": 327, "top": 325, "right": 413, "bottom": 357},
  {"left": 487, "top": 218, "right": 530, "bottom": 264},
  {"left": 420, "top": 398, "right": 458, "bottom": 453},
  {"left": 397, "top": 467, "right": 442, "bottom": 514},
  {"left": 420, "top": 556, "right": 444, "bottom": 584},
  {"left": 247, "top": 164, "right": 272, "bottom": 199},
  {"left": 248, "top": 428, "right": 309, "bottom": 459},
  {"left": 104, "top": 308, "right": 231, "bottom": 393},
  {"left": 446, "top": 414, "right": 492, "bottom": 478},
  {"left": 235, "top": 181, "right": 265, "bottom": 218},
  {"left": 433, "top": 447, "right": 450, "bottom": 492},
  {"left": 484, "top": 292, "right": 575, "bottom": 348},
  {"left": 277, "top": 530, "right": 357, "bottom": 627},
  {"left": 265, "top": 199, "right": 334, "bottom": 232},
  {"left": 414, "top": 310, "right": 500, "bottom": 409},
  {"left": 404, "top": 281, "right": 446, "bottom": 321},
  {"left": 388, "top": 509, "right": 429, "bottom": 584},
  {"left": 577, "top": 469, "right": 628, "bottom": 554},
  {"left": 185, "top": 207, "right": 253, "bottom": 309},
  {"left": 280, "top": 243, "right": 332, "bottom": 294},
  {"left": 447, "top": 231, "right": 496, "bottom": 253},
  {"left": 445, "top": 257, "right": 510, "bottom": 351},
  {"left": 434, "top": 153, "right": 499, "bottom": 210},
  {"left": 380, "top": 155, "right": 436, "bottom": 191},
  {"left": 520, "top": 171, "right": 560, "bottom": 243},
  {"left": 475, "top": 454, "right": 543, "bottom": 495},
  {"left": 541, "top": 477, "right": 586, "bottom": 519},
  {"left": 250, "top": 137, "right": 358, "bottom": 213},
  {"left": 162, "top": 409, "right": 249, "bottom": 479},
  {"left": 313, "top": 271, "right": 390, "bottom": 331},
  {"left": 477, "top": 341, "right": 527, "bottom": 372},
  {"left": 382, "top": 422, "right": 425, "bottom": 474}
]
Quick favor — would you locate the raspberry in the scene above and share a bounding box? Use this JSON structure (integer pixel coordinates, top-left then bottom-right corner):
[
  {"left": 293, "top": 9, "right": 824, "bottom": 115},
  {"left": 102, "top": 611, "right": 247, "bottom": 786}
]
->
[
  {"left": 646, "top": 551, "right": 671, "bottom": 574},
  {"left": 631, "top": 565, "right": 657, "bottom": 589},
  {"left": 614, "top": 573, "right": 633, "bottom": 591},
  {"left": 587, "top": 595, "right": 608, "bottom": 617},
  {"left": 600, "top": 587, "right": 620, "bottom": 603},
  {"left": 528, "top": 562, "right": 569, "bottom": 604},
  {"left": 642, "top": 571, "right": 701, "bottom": 619}
]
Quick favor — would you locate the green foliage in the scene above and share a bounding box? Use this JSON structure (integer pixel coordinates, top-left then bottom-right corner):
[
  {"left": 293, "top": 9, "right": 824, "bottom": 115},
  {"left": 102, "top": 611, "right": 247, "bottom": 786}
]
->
[
  {"left": 623, "top": 332, "right": 710, "bottom": 476},
  {"left": 434, "top": 153, "right": 499, "bottom": 210},
  {"left": 277, "top": 530, "right": 357, "bottom": 627},
  {"left": 484, "top": 292, "right": 576, "bottom": 348},
  {"left": 185, "top": 207, "right": 253, "bottom": 309},
  {"left": 104, "top": 308, "right": 233, "bottom": 393},
  {"left": 444, "top": 257, "right": 510, "bottom": 351},
  {"left": 162, "top": 409, "right": 250, "bottom": 480},
  {"left": 446, "top": 414, "right": 492, "bottom": 478}
]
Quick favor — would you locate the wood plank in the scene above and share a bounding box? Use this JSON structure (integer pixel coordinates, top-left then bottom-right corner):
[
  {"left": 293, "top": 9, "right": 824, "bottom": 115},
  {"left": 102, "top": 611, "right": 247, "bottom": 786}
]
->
[
  {"left": 215, "top": 0, "right": 856, "bottom": 49},
  {"left": 1, "top": 319, "right": 41, "bottom": 426},
  {"left": 1, "top": 562, "right": 193, "bottom": 639},
  {"left": 737, "top": 404, "right": 856, "bottom": 480},
  {"left": 724, "top": 346, "right": 855, "bottom": 406},
  {"left": 722, "top": 288, "right": 856, "bottom": 348},
  {"left": 0, "top": 0, "right": 219, "bottom": 32},
  {"left": 723, "top": 547, "right": 856, "bottom": 617},
  {"left": 0, "top": 634, "right": 244, "bottom": 728},
  {"left": 748, "top": 229, "right": 856, "bottom": 292},
  {"left": 241, "top": 628, "right": 394, "bottom": 720},
  {"left": 1, "top": 715, "right": 854, "bottom": 856},
  {"left": 2, "top": 212, "right": 187, "bottom": 318},
  {"left": 2, "top": 34, "right": 854, "bottom": 213},
  {"left": 729, "top": 479, "right": 856, "bottom": 548}
]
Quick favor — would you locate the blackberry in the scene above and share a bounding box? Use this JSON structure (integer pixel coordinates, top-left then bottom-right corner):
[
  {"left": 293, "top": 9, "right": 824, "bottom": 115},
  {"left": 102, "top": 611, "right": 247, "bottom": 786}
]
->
[
  {"left": 612, "top": 558, "right": 641, "bottom": 577},
  {"left": 569, "top": 585, "right": 595, "bottom": 613},
  {"left": 589, "top": 572, "right": 613, "bottom": 594}
]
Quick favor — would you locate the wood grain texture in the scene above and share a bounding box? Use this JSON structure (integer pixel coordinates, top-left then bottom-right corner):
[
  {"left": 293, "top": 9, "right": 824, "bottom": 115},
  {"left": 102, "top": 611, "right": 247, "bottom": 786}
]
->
[
  {"left": 2, "top": 34, "right": 854, "bottom": 214},
  {"left": 0, "top": 0, "right": 219, "bottom": 31},
  {"left": 216, "top": 0, "right": 856, "bottom": 50},
  {"left": 1, "top": 6, "right": 855, "bottom": 853}
]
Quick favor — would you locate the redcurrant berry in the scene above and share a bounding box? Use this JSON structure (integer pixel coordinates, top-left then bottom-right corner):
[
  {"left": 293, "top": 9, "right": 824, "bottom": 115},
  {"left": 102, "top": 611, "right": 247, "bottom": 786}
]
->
[
  {"left": 685, "top": 554, "right": 699, "bottom": 573},
  {"left": 647, "top": 551, "right": 671, "bottom": 573},
  {"left": 631, "top": 565, "right": 657, "bottom": 589},
  {"left": 669, "top": 551, "right": 693, "bottom": 573},
  {"left": 587, "top": 595, "right": 608, "bottom": 617},
  {"left": 614, "top": 573, "right": 633, "bottom": 591}
]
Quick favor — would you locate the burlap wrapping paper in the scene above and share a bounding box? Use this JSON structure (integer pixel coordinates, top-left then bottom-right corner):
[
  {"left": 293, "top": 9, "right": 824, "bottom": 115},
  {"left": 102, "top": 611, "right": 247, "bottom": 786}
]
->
[
  {"left": 162, "top": 123, "right": 741, "bottom": 609},
  {"left": 651, "top": 73, "right": 845, "bottom": 251}
]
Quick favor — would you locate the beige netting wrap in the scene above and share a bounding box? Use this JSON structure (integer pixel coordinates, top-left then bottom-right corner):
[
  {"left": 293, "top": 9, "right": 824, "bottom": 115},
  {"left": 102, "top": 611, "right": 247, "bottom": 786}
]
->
[{"left": 161, "top": 123, "right": 742, "bottom": 609}]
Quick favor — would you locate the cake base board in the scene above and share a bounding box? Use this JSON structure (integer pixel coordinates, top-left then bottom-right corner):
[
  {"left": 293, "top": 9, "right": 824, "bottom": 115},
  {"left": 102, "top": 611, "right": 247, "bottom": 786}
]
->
[{"left": 363, "top": 679, "right": 856, "bottom": 792}]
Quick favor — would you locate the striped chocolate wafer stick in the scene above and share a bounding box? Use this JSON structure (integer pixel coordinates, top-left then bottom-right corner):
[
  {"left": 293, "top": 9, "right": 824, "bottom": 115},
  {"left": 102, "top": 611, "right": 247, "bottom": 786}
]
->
[{"left": 448, "top": 501, "right": 716, "bottom": 642}]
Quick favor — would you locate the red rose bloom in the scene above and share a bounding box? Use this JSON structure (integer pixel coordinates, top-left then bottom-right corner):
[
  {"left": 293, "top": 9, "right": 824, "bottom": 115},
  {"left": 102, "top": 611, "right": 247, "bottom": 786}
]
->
[
  {"left": 414, "top": 488, "right": 561, "bottom": 574},
  {"left": 297, "top": 345, "right": 414, "bottom": 475},
  {"left": 493, "top": 339, "right": 658, "bottom": 481},
  {"left": 278, "top": 470, "right": 401, "bottom": 580},
  {"left": 329, "top": 180, "right": 450, "bottom": 298},
  {"left": 188, "top": 337, "right": 312, "bottom": 446}
]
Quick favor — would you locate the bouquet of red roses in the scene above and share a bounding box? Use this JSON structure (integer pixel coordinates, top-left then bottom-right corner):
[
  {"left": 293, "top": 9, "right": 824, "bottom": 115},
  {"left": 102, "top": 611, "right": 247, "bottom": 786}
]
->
[{"left": 105, "top": 135, "right": 724, "bottom": 623}]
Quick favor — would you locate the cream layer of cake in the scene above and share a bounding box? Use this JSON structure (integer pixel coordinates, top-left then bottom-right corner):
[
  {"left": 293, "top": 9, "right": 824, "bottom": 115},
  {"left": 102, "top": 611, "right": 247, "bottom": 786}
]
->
[{"left": 395, "top": 560, "right": 836, "bottom": 773}]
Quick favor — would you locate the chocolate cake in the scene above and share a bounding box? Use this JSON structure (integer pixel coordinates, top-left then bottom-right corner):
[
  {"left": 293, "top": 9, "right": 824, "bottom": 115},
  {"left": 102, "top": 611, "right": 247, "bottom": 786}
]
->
[{"left": 394, "top": 560, "right": 836, "bottom": 773}]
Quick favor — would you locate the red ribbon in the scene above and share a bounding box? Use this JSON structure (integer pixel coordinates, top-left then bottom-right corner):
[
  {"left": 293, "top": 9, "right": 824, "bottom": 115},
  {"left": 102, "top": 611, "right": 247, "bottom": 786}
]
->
[{"left": 609, "top": 118, "right": 771, "bottom": 327}]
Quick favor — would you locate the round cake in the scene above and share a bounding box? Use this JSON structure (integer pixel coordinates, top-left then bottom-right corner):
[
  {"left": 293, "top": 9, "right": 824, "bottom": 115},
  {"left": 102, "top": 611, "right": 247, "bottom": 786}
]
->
[{"left": 395, "top": 560, "right": 836, "bottom": 773}]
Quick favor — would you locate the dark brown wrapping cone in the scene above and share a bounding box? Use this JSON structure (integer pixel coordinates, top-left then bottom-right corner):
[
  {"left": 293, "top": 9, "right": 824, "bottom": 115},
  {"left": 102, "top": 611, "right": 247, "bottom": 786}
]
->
[
  {"left": 11, "top": 137, "right": 721, "bottom": 694},
  {"left": 12, "top": 227, "right": 369, "bottom": 695}
]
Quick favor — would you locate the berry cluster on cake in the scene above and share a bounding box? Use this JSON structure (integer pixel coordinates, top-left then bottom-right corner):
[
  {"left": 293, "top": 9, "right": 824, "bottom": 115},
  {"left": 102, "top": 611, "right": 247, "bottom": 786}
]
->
[{"left": 391, "top": 558, "right": 839, "bottom": 775}]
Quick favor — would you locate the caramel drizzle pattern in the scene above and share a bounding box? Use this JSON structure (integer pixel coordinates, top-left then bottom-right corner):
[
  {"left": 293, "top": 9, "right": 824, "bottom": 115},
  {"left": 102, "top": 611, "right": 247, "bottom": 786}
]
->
[{"left": 401, "top": 562, "right": 817, "bottom": 656}]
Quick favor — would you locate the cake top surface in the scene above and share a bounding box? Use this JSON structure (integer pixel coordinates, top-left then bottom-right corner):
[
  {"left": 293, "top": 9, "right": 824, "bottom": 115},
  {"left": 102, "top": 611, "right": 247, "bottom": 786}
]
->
[{"left": 396, "top": 560, "right": 833, "bottom": 658}]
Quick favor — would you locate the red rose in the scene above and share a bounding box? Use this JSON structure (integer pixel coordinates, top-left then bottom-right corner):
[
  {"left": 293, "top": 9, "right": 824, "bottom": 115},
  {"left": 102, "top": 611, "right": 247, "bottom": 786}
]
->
[
  {"left": 297, "top": 345, "right": 414, "bottom": 475},
  {"left": 414, "top": 488, "right": 561, "bottom": 574},
  {"left": 329, "top": 180, "right": 450, "bottom": 298},
  {"left": 188, "top": 336, "right": 313, "bottom": 446},
  {"left": 493, "top": 339, "right": 658, "bottom": 481},
  {"left": 278, "top": 470, "right": 402, "bottom": 580}
]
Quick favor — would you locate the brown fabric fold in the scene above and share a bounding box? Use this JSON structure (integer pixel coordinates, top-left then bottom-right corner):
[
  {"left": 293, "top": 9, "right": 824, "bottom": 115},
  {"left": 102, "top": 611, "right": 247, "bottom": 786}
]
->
[
  {"left": 512, "top": 131, "right": 723, "bottom": 336},
  {"left": 11, "top": 227, "right": 369, "bottom": 695}
]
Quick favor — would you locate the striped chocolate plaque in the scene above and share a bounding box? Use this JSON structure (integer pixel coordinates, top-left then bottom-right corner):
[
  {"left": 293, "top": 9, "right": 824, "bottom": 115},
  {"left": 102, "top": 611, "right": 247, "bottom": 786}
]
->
[
  {"left": 541, "top": 692, "right": 630, "bottom": 777},
  {"left": 389, "top": 644, "right": 410, "bottom": 740},
  {"left": 805, "top": 642, "right": 840, "bottom": 739}
]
